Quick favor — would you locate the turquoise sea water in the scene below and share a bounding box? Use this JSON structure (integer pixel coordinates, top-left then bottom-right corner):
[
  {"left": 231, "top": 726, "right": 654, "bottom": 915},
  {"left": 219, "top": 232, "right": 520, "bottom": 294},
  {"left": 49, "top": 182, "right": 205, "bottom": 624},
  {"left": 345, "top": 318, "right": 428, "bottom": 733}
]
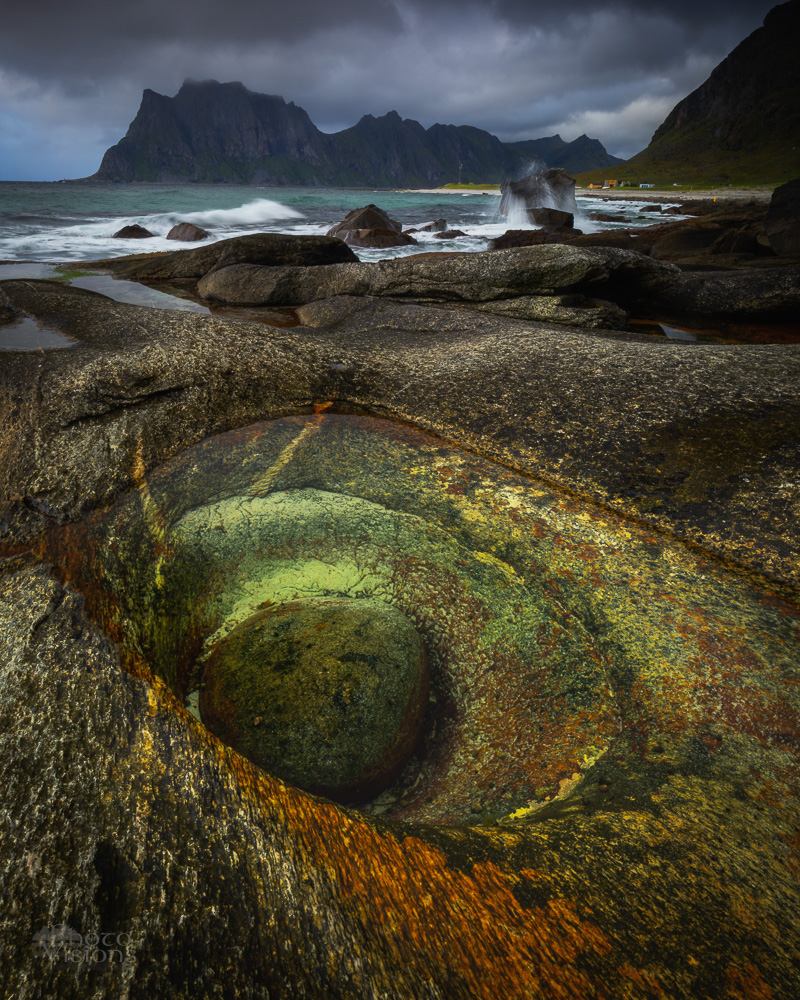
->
[{"left": 0, "top": 181, "right": 678, "bottom": 263}]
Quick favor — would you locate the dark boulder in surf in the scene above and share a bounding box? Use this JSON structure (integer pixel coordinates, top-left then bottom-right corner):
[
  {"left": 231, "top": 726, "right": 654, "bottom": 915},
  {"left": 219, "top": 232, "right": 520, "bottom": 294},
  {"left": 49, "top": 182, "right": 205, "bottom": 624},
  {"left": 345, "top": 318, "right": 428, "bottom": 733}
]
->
[
  {"left": 167, "top": 222, "right": 210, "bottom": 242},
  {"left": 112, "top": 224, "right": 155, "bottom": 239},
  {"left": 327, "top": 204, "right": 402, "bottom": 239}
]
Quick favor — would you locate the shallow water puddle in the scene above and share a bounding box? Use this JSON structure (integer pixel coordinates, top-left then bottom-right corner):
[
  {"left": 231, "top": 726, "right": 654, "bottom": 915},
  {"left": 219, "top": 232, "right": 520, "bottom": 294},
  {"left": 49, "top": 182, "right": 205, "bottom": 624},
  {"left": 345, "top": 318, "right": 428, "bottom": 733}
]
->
[
  {"left": 0, "top": 314, "right": 77, "bottom": 351},
  {"left": 627, "top": 316, "right": 800, "bottom": 344},
  {"left": 67, "top": 273, "right": 211, "bottom": 313},
  {"left": 0, "top": 261, "right": 211, "bottom": 313}
]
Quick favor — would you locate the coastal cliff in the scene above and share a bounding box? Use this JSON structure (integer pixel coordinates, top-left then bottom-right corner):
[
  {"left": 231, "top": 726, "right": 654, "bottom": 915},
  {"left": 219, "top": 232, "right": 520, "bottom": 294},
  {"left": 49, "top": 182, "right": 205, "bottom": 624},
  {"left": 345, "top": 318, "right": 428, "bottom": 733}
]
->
[
  {"left": 91, "top": 79, "right": 621, "bottom": 186},
  {"left": 593, "top": 0, "right": 800, "bottom": 184}
]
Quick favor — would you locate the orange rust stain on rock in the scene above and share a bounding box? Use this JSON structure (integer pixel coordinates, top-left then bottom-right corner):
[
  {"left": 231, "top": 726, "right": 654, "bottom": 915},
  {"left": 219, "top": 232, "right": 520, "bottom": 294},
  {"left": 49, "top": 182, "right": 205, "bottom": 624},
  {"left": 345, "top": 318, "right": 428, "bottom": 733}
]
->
[
  {"left": 135, "top": 674, "right": 663, "bottom": 1000},
  {"left": 781, "top": 830, "right": 800, "bottom": 873},
  {"left": 331, "top": 838, "right": 612, "bottom": 999},
  {"left": 724, "top": 963, "right": 774, "bottom": 1000},
  {"left": 235, "top": 766, "right": 614, "bottom": 999},
  {"left": 617, "top": 963, "right": 664, "bottom": 996}
]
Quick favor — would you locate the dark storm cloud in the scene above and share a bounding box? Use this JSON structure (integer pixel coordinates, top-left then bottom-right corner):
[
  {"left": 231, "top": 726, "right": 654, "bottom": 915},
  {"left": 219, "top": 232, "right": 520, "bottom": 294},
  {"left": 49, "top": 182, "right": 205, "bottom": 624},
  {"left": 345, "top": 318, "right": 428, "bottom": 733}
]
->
[
  {"left": 0, "top": 0, "right": 779, "bottom": 179},
  {"left": 0, "top": 1, "right": 403, "bottom": 85},
  {"left": 478, "top": 0, "right": 776, "bottom": 23}
]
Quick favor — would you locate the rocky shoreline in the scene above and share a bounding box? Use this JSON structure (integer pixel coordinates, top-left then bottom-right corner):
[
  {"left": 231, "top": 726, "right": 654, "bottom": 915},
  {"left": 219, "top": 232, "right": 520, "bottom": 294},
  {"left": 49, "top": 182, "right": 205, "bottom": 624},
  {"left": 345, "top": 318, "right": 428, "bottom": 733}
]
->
[{"left": 1, "top": 181, "right": 799, "bottom": 998}]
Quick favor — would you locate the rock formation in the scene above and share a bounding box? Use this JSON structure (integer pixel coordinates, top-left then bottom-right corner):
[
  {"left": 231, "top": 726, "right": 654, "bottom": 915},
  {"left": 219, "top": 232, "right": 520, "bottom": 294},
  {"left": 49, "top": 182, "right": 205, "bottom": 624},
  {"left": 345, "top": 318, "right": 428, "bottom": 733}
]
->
[
  {"left": 764, "top": 178, "right": 800, "bottom": 256},
  {"left": 1, "top": 232, "right": 800, "bottom": 998},
  {"left": 166, "top": 222, "right": 210, "bottom": 242},
  {"left": 405, "top": 218, "right": 447, "bottom": 234},
  {"left": 499, "top": 168, "right": 578, "bottom": 224},
  {"left": 89, "top": 79, "right": 622, "bottom": 186},
  {"left": 326, "top": 205, "right": 417, "bottom": 249},
  {"left": 112, "top": 224, "right": 154, "bottom": 239},
  {"left": 83, "top": 232, "right": 358, "bottom": 282},
  {"left": 490, "top": 196, "right": 800, "bottom": 274}
]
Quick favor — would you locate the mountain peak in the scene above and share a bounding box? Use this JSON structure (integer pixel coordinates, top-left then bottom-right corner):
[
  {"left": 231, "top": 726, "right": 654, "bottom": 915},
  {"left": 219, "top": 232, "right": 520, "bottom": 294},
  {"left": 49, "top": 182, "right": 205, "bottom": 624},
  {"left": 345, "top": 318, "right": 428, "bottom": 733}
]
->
[{"left": 92, "top": 80, "right": 620, "bottom": 185}]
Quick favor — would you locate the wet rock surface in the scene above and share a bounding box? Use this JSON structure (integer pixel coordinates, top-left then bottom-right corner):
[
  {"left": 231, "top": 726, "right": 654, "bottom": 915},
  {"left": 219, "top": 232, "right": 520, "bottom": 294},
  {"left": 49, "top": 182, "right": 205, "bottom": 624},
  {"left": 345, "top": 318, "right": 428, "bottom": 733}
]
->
[
  {"left": 528, "top": 207, "right": 574, "bottom": 228},
  {"left": 341, "top": 227, "right": 417, "bottom": 249},
  {"left": 1, "top": 231, "right": 799, "bottom": 998},
  {"left": 433, "top": 228, "right": 470, "bottom": 240},
  {"left": 405, "top": 217, "right": 446, "bottom": 233}
]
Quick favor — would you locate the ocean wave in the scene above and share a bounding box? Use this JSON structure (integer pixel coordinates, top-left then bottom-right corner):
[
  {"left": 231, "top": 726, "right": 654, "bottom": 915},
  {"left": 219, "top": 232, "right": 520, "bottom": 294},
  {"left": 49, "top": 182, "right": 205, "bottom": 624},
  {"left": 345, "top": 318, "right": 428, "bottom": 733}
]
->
[{"left": 179, "top": 198, "right": 304, "bottom": 227}]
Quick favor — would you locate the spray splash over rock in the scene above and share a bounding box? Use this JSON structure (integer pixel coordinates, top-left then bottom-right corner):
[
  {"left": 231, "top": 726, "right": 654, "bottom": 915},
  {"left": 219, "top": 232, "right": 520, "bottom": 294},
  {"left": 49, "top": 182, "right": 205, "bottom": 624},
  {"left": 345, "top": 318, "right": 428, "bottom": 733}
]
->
[{"left": 500, "top": 167, "right": 578, "bottom": 227}]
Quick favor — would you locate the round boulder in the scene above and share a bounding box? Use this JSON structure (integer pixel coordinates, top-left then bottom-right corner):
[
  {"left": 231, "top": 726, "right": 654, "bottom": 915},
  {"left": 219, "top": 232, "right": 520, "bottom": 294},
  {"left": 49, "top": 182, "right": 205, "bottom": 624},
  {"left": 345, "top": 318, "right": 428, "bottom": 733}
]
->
[
  {"left": 167, "top": 222, "right": 211, "bottom": 242},
  {"left": 112, "top": 224, "right": 155, "bottom": 239},
  {"left": 199, "top": 597, "right": 429, "bottom": 802},
  {"left": 327, "top": 204, "right": 402, "bottom": 239}
]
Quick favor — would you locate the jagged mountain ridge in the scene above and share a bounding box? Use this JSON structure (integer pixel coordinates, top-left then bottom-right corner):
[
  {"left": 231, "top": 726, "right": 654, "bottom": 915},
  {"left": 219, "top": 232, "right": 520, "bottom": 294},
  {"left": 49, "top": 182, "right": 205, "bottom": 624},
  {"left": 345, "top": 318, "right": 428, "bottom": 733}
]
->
[{"left": 91, "top": 80, "right": 622, "bottom": 186}]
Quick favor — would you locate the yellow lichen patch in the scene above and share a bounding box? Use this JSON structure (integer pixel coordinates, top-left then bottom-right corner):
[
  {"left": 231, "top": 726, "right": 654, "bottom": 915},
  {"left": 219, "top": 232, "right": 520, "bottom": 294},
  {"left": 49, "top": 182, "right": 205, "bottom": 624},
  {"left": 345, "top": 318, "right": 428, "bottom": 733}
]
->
[
  {"left": 507, "top": 801, "right": 550, "bottom": 821},
  {"left": 581, "top": 744, "right": 609, "bottom": 770}
]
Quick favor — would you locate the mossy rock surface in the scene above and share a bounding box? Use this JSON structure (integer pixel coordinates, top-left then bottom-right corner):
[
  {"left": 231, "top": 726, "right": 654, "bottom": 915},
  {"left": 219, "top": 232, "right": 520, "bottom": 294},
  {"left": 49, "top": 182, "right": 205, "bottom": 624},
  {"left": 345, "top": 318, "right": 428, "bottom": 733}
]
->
[{"left": 200, "top": 597, "right": 428, "bottom": 801}]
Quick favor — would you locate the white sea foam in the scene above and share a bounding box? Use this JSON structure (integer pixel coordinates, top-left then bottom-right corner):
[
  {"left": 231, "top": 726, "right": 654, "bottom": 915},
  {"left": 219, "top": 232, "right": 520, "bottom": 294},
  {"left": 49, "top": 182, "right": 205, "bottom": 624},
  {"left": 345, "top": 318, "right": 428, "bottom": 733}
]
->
[
  {"left": 0, "top": 197, "right": 309, "bottom": 261},
  {"left": 178, "top": 198, "right": 304, "bottom": 227},
  {"left": 0, "top": 184, "right": 682, "bottom": 264},
  {"left": 503, "top": 196, "right": 534, "bottom": 229}
]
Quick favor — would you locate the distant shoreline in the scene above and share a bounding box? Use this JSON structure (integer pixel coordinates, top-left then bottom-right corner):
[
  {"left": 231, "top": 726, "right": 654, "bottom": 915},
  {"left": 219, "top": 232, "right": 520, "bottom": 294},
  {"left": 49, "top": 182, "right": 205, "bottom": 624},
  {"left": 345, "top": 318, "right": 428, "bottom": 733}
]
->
[
  {"left": 575, "top": 185, "right": 775, "bottom": 203},
  {"left": 398, "top": 185, "right": 775, "bottom": 204},
  {"left": 397, "top": 188, "right": 501, "bottom": 196}
]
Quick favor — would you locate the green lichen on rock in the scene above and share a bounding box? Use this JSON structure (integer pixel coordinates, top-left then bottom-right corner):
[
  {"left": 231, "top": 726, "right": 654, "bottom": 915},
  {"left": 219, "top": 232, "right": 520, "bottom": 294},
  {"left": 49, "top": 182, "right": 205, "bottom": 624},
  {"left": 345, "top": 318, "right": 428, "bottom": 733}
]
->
[{"left": 199, "top": 597, "right": 428, "bottom": 801}]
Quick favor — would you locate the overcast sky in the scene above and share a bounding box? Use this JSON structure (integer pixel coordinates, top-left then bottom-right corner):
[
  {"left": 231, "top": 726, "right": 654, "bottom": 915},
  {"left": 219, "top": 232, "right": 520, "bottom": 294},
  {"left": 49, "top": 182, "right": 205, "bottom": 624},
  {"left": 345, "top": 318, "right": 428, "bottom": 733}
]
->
[{"left": 0, "top": 0, "right": 777, "bottom": 181}]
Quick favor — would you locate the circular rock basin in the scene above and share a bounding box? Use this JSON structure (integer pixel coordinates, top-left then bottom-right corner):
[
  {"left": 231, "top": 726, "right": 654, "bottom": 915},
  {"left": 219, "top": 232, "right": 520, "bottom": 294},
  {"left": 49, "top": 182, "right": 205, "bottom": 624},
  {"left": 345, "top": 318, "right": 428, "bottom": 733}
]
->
[
  {"left": 199, "top": 596, "right": 429, "bottom": 801},
  {"left": 42, "top": 411, "right": 800, "bottom": 828}
]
